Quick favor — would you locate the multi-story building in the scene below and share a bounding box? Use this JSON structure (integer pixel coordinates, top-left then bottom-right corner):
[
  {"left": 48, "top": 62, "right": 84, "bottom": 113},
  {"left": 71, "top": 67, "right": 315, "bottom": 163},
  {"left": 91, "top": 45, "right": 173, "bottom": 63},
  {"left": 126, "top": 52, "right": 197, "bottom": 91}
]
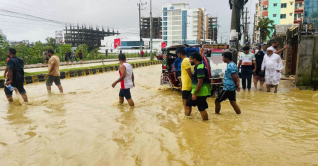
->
[
  {"left": 162, "top": 3, "right": 208, "bottom": 46},
  {"left": 208, "top": 17, "right": 218, "bottom": 43},
  {"left": 64, "top": 25, "right": 119, "bottom": 51},
  {"left": 141, "top": 17, "right": 162, "bottom": 39},
  {"left": 303, "top": 0, "right": 318, "bottom": 31},
  {"left": 253, "top": 3, "right": 261, "bottom": 44},
  {"left": 258, "top": 0, "right": 304, "bottom": 40},
  {"left": 294, "top": 0, "right": 305, "bottom": 24}
]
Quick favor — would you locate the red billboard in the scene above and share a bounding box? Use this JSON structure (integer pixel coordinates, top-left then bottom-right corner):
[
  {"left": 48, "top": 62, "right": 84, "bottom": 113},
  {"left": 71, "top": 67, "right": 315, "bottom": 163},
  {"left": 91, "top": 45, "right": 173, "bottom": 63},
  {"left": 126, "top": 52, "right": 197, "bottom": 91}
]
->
[
  {"left": 161, "top": 42, "right": 166, "bottom": 48},
  {"left": 114, "top": 39, "right": 121, "bottom": 49}
]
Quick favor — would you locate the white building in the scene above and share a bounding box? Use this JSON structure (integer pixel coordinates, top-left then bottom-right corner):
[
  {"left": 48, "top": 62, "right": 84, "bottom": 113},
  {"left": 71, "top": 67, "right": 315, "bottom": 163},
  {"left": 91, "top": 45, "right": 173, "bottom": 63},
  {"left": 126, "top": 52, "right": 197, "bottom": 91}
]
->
[
  {"left": 0, "top": 29, "right": 7, "bottom": 41},
  {"left": 162, "top": 3, "right": 209, "bottom": 46},
  {"left": 99, "top": 35, "right": 163, "bottom": 54}
]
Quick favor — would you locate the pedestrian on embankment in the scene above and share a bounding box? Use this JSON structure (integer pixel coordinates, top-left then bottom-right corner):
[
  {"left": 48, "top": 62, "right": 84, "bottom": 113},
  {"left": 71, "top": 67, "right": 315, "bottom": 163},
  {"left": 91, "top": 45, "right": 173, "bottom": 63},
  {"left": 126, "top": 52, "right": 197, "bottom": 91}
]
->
[
  {"left": 78, "top": 50, "right": 83, "bottom": 63},
  {"left": 46, "top": 49, "right": 63, "bottom": 93}
]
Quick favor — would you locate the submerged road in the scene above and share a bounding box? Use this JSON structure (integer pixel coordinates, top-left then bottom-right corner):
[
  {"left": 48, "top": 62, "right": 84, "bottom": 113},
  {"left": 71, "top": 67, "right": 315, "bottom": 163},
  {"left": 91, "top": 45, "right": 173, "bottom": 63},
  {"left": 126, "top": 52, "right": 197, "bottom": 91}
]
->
[{"left": 0, "top": 64, "right": 317, "bottom": 165}]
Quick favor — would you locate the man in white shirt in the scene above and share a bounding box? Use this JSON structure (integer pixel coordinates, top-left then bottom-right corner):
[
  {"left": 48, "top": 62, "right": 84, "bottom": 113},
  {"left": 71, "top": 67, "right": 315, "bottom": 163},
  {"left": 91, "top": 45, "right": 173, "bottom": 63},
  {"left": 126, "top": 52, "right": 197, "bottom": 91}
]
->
[
  {"left": 261, "top": 47, "right": 283, "bottom": 93},
  {"left": 268, "top": 41, "right": 288, "bottom": 55}
]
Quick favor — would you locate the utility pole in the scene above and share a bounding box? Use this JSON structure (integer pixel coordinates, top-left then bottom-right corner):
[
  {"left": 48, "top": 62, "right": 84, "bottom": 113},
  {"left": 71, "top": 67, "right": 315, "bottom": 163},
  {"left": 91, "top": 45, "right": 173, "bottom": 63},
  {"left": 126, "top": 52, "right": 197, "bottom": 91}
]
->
[
  {"left": 137, "top": 1, "right": 146, "bottom": 55},
  {"left": 150, "top": 0, "right": 153, "bottom": 60},
  {"left": 244, "top": 7, "right": 249, "bottom": 45},
  {"left": 230, "top": 0, "right": 245, "bottom": 64}
]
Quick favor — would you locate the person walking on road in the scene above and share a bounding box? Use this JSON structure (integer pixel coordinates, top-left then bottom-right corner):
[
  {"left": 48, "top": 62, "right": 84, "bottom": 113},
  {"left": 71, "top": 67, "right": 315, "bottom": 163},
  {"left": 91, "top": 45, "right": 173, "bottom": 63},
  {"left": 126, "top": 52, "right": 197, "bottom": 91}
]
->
[
  {"left": 78, "top": 50, "right": 83, "bottom": 63},
  {"left": 46, "top": 49, "right": 63, "bottom": 93},
  {"left": 268, "top": 41, "right": 288, "bottom": 55},
  {"left": 186, "top": 52, "right": 210, "bottom": 120},
  {"left": 261, "top": 47, "right": 283, "bottom": 93},
  {"left": 253, "top": 46, "right": 266, "bottom": 91},
  {"left": 112, "top": 54, "right": 135, "bottom": 107},
  {"left": 177, "top": 48, "right": 192, "bottom": 115},
  {"left": 4, "top": 48, "right": 28, "bottom": 102},
  {"left": 215, "top": 52, "right": 241, "bottom": 115},
  {"left": 72, "top": 50, "right": 78, "bottom": 63},
  {"left": 141, "top": 50, "right": 144, "bottom": 57},
  {"left": 238, "top": 46, "right": 257, "bottom": 91}
]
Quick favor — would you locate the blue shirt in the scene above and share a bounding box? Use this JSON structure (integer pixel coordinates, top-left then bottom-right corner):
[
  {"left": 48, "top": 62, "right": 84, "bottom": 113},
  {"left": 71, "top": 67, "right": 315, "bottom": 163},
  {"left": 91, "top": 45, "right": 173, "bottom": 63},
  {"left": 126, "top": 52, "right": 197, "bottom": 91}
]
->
[
  {"left": 174, "top": 57, "right": 182, "bottom": 71},
  {"left": 223, "top": 62, "right": 238, "bottom": 91}
]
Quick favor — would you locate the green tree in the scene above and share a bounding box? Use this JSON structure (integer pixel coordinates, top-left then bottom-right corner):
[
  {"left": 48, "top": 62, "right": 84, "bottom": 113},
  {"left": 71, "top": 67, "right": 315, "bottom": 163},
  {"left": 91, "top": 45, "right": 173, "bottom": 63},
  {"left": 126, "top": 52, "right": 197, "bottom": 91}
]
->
[
  {"left": 14, "top": 43, "right": 29, "bottom": 61},
  {"left": 76, "top": 44, "right": 88, "bottom": 56},
  {"left": 256, "top": 17, "right": 275, "bottom": 44},
  {"left": 60, "top": 44, "right": 72, "bottom": 61},
  {"left": 45, "top": 37, "right": 57, "bottom": 50},
  {"left": 0, "top": 34, "right": 10, "bottom": 62},
  {"left": 32, "top": 41, "right": 44, "bottom": 58},
  {"left": 90, "top": 48, "right": 99, "bottom": 59}
]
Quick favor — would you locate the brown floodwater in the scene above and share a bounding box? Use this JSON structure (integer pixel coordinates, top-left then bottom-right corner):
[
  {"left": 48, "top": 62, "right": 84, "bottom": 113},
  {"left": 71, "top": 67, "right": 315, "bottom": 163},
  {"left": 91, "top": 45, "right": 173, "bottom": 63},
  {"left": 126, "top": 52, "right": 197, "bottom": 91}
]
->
[{"left": 0, "top": 65, "right": 317, "bottom": 166}]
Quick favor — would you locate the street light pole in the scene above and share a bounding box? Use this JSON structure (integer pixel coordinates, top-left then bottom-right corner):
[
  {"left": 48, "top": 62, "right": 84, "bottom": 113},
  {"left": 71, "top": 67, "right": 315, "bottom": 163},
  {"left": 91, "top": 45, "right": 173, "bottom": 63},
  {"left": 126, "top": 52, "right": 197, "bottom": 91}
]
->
[{"left": 150, "top": 0, "right": 153, "bottom": 60}]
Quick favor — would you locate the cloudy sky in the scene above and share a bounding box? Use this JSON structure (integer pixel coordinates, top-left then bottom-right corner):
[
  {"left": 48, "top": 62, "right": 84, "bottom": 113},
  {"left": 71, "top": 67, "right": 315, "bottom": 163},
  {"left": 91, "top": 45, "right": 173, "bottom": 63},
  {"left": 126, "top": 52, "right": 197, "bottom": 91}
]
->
[{"left": 0, "top": 0, "right": 257, "bottom": 43}]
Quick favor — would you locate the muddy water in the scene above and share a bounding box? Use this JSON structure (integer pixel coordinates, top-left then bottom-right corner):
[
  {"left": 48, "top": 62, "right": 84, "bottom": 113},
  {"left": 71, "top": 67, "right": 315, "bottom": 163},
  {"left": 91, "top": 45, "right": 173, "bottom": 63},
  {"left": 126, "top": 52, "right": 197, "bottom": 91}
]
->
[{"left": 0, "top": 65, "right": 317, "bottom": 166}]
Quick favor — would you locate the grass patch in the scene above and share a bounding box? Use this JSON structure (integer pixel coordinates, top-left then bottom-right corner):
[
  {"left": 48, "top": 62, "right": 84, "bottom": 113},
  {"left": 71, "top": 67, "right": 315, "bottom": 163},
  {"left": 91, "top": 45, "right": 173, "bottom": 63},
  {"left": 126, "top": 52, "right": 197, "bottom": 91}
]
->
[{"left": 0, "top": 60, "right": 159, "bottom": 79}]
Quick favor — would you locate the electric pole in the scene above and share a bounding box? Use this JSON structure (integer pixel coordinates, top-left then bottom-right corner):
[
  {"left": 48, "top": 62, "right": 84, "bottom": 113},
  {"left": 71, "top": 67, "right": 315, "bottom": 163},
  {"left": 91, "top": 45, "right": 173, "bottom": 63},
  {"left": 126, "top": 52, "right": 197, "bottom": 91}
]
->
[
  {"left": 230, "top": 0, "right": 247, "bottom": 64},
  {"left": 150, "top": 0, "right": 153, "bottom": 60},
  {"left": 137, "top": 1, "right": 146, "bottom": 55},
  {"left": 243, "top": 7, "right": 249, "bottom": 45}
]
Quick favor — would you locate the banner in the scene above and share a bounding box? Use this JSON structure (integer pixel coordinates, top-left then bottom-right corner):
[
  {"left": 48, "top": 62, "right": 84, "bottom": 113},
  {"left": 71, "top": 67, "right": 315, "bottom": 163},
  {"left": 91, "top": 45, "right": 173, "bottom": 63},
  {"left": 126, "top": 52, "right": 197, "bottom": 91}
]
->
[
  {"left": 161, "top": 42, "right": 166, "bottom": 49},
  {"left": 114, "top": 38, "right": 121, "bottom": 49},
  {"left": 55, "top": 31, "right": 63, "bottom": 44}
]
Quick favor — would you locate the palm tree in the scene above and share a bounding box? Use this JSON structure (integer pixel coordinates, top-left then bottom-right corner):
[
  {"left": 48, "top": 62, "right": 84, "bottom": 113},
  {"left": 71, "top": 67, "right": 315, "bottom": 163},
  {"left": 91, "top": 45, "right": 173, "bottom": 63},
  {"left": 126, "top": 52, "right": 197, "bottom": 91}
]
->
[{"left": 256, "top": 17, "right": 275, "bottom": 44}]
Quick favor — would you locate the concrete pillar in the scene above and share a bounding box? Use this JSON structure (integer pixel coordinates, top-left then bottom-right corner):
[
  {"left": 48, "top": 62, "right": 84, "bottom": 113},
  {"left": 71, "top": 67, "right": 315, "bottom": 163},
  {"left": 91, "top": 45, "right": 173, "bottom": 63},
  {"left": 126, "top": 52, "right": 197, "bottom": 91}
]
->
[{"left": 296, "top": 36, "right": 314, "bottom": 89}]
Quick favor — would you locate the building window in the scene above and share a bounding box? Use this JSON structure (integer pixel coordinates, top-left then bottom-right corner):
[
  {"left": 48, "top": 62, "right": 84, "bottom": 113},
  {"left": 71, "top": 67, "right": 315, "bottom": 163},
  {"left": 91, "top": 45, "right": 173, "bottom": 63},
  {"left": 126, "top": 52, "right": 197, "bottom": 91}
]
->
[
  {"left": 290, "top": 13, "right": 293, "bottom": 16},
  {"left": 163, "top": 22, "right": 167, "bottom": 26},
  {"left": 299, "top": 3, "right": 302, "bottom": 8},
  {"left": 273, "top": 14, "right": 277, "bottom": 17},
  {"left": 290, "top": 2, "right": 293, "bottom": 5},
  {"left": 281, "top": 3, "right": 287, "bottom": 8},
  {"left": 163, "top": 7, "right": 167, "bottom": 11},
  {"left": 280, "top": 14, "right": 286, "bottom": 19},
  {"left": 163, "top": 27, "right": 167, "bottom": 30},
  {"left": 163, "top": 12, "right": 167, "bottom": 16},
  {"left": 274, "top": 3, "right": 277, "bottom": 7},
  {"left": 163, "top": 32, "right": 167, "bottom": 35},
  {"left": 163, "top": 36, "right": 167, "bottom": 40},
  {"left": 163, "top": 17, "right": 167, "bottom": 21}
]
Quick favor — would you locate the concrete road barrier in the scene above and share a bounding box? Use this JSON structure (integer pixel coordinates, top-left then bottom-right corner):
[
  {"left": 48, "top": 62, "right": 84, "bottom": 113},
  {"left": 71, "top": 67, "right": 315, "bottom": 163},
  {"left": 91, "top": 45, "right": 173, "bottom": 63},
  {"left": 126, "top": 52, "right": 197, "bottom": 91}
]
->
[{"left": 0, "top": 61, "right": 161, "bottom": 88}]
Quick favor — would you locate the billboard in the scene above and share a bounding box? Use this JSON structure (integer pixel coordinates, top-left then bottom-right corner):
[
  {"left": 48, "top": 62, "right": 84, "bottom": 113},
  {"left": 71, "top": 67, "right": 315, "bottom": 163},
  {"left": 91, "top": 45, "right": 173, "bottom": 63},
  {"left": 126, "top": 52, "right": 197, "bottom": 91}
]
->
[
  {"left": 161, "top": 42, "right": 166, "bottom": 48},
  {"left": 55, "top": 31, "right": 63, "bottom": 44},
  {"left": 114, "top": 38, "right": 121, "bottom": 49}
]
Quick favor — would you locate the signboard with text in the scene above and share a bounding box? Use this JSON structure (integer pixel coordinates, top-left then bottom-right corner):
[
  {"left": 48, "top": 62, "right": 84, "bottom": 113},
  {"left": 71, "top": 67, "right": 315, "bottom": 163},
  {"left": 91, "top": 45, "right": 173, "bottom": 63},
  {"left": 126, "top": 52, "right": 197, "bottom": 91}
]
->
[
  {"left": 55, "top": 31, "right": 63, "bottom": 44},
  {"left": 204, "top": 45, "right": 229, "bottom": 49},
  {"left": 229, "top": 40, "right": 237, "bottom": 49}
]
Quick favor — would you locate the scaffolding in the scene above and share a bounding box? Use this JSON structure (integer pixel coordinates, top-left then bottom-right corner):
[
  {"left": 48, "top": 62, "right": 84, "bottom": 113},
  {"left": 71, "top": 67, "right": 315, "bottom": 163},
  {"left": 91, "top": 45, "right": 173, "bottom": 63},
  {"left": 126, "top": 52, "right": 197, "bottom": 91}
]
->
[{"left": 64, "top": 24, "right": 120, "bottom": 51}]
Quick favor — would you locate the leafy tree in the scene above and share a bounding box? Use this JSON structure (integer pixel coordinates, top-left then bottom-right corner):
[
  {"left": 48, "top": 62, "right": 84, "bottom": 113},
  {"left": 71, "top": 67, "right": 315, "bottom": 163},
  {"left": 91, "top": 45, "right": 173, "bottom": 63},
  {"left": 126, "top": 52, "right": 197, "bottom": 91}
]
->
[
  {"left": 256, "top": 17, "right": 275, "bottom": 44},
  {"left": 45, "top": 46, "right": 54, "bottom": 51},
  {"left": 32, "top": 41, "right": 44, "bottom": 58},
  {"left": 60, "top": 44, "right": 72, "bottom": 60},
  {"left": 76, "top": 44, "right": 88, "bottom": 56},
  {"left": 14, "top": 43, "right": 29, "bottom": 60},
  {"left": 45, "top": 37, "right": 57, "bottom": 50},
  {"left": 90, "top": 48, "right": 99, "bottom": 59},
  {"left": 0, "top": 34, "right": 10, "bottom": 62}
]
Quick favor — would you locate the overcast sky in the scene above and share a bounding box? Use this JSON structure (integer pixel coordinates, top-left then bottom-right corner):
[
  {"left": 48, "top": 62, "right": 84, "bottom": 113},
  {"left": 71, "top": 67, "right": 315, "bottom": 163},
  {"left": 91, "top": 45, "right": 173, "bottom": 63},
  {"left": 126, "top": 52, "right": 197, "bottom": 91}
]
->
[{"left": 0, "top": 0, "right": 257, "bottom": 43}]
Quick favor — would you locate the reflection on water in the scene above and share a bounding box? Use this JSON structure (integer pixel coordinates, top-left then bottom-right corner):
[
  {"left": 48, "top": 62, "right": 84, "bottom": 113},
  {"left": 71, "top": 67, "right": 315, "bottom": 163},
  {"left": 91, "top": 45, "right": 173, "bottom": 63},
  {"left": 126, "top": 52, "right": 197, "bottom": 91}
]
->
[{"left": 0, "top": 65, "right": 317, "bottom": 165}]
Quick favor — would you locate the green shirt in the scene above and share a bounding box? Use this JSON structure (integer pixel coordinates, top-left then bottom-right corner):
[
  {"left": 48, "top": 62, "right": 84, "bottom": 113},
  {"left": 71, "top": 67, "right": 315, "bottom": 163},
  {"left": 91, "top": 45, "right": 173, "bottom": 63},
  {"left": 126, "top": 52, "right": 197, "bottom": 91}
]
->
[{"left": 191, "top": 63, "right": 211, "bottom": 96}]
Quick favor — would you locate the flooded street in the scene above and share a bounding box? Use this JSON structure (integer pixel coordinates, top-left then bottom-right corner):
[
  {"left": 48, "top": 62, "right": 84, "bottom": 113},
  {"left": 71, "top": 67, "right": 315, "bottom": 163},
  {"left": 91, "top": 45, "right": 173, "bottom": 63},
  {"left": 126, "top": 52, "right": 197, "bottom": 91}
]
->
[{"left": 0, "top": 65, "right": 317, "bottom": 166}]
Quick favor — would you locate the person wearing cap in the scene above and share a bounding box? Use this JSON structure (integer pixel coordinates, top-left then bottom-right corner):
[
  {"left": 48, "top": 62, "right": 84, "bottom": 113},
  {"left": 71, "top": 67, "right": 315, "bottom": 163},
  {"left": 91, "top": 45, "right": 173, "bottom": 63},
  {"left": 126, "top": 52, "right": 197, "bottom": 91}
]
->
[
  {"left": 261, "top": 47, "right": 283, "bottom": 93},
  {"left": 238, "top": 46, "right": 257, "bottom": 91}
]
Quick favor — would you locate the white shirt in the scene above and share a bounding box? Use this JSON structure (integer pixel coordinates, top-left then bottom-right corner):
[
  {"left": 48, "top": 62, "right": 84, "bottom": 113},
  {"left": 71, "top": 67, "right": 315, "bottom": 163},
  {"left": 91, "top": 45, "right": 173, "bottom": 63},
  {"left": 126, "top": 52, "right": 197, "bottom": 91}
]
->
[
  {"left": 119, "top": 63, "right": 133, "bottom": 89},
  {"left": 261, "top": 53, "right": 283, "bottom": 71},
  {"left": 268, "top": 46, "right": 277, "bottom": 53}
]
